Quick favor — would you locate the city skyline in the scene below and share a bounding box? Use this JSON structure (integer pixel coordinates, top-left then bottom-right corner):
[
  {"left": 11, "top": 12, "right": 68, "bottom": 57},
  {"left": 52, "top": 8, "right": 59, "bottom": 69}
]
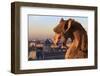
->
[{"left": 28, "top": 15, "right": 88, "bottom": 40}]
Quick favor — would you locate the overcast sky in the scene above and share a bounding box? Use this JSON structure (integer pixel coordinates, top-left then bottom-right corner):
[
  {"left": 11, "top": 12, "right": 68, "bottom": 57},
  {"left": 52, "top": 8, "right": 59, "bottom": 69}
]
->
[{"left": 28, "top": 15, "right": 88, "bottom": 40}]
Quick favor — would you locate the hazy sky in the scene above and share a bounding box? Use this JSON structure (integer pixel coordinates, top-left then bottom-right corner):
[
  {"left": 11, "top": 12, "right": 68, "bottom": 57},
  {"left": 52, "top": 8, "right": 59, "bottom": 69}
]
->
[{"left": 28, "top": 15, "right": 88, "bottom": 40}]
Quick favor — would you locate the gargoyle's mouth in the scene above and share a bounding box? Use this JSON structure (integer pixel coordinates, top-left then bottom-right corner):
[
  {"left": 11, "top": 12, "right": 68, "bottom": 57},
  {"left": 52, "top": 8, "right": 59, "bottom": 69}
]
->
[{"left": 53, "top": 33, "right": 61, "bottom": 45}]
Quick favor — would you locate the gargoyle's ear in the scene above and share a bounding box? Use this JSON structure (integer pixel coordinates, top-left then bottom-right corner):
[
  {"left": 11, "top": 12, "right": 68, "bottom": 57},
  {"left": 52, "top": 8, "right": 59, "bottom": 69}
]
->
[
  {"left": 60, "top": 18, "right": 64, "bottom": 22},
  {"left": 65, "top": 19, "right": 73, "bottom": 32}
]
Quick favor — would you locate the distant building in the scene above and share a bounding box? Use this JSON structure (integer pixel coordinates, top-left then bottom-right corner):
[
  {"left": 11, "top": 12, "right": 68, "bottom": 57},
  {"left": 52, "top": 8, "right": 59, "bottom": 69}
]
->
[
  {"left": 28, "top": 40, "right": 36, "bottom": 48},
  {"left": 44, "top": 39, "right": 52, "bottom": 45},
  {"left": 43, "top": 39, "right": 52, "bottom": 52}
]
